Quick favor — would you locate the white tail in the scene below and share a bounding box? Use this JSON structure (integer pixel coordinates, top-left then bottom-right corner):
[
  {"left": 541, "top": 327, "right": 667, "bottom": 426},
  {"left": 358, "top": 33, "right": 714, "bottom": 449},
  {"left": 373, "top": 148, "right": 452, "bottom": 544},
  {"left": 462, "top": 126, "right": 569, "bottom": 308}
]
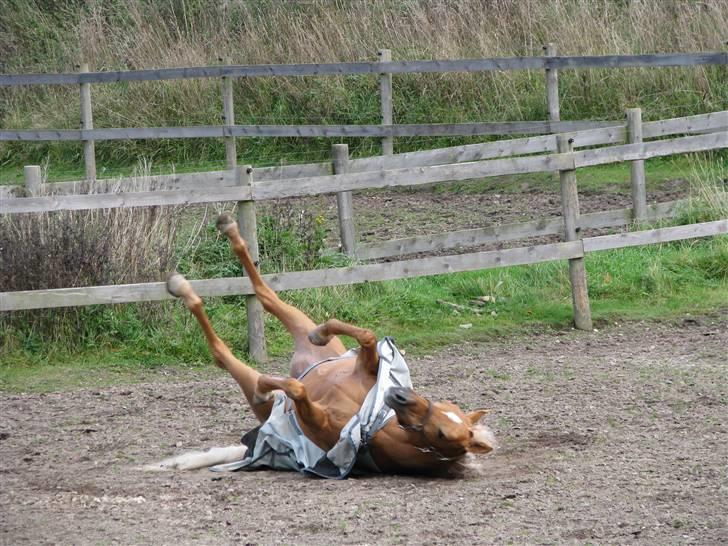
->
[{"left": 142, "top": 445, "right": 248, "bottom": 471}]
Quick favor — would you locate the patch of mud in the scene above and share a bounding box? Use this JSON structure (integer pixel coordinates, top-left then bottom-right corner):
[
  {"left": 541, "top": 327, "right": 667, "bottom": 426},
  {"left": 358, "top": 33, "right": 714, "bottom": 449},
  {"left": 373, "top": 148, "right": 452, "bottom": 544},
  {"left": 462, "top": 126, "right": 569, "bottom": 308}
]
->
[{"left": 1, "top": 314, "right": 726, "bottom": 545}]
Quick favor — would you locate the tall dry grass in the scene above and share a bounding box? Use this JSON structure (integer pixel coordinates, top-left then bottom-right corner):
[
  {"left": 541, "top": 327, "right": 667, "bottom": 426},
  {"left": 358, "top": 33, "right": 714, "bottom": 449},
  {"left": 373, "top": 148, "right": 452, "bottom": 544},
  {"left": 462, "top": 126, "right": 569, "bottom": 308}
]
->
[
  {"left": 0, "top": 168, "right": 183, "bottom": 346},
  {"left": 1, "top": 0, "right": 727, "bottom": 166}
]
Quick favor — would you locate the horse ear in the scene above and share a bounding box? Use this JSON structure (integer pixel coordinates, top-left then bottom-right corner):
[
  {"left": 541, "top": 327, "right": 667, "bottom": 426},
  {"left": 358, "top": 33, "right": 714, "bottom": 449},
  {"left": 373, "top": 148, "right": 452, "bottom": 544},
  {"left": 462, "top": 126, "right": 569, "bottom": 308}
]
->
[
  {"left": 466, "top": 409, "right": 490, "bottom": 425},
  {"left": 469, "top": 425, "right": 497, "bottom": 454}
]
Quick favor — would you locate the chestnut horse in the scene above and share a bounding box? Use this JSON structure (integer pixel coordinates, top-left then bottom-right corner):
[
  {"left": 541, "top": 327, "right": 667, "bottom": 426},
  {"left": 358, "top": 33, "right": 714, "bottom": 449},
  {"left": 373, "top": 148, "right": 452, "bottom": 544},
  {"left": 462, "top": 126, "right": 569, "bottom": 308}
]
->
[{"left": 157, "top": 213, "right": 495, "bottom": 477}]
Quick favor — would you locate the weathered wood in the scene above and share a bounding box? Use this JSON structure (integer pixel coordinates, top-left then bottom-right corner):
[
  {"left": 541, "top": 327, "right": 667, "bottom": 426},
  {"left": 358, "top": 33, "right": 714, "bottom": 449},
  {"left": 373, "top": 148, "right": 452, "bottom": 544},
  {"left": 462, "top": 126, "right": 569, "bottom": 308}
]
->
[
  {"left": 1, "top": 170, "right": 234, "bottom": 198},
  {"left": 544, "top": 43, "right": 560, "bottom": 122},
  {"left": 0, "top": 240, "right": 584, "bottom": 311},
  {"left": 584, "top": 219, "right": 727, "bottom": 252},
  {"left": 4, "top": 110, "right": 724, "bottom": 144},
  {"left": 574, "top": 131, "right": 728, "bottom": 168},
  {"left": 332, "top": 144, "right": 356, "bottom": 256},
  {"left": 0, "top": 120, "right": 620, "bottom": 141},
  {"left": 23, "top": 165, "right": 41, "bottom": 196},
  {"left": 236, "top": 165, "right": 267, "bottom": 363},
  {"left": 253, "top": 153, "right": 573, "bottom": 200},
  {"left": 557, "top": 135, "right": 592, "bottom": 331},
  {"left": 643, "top": 111, "right": 728, "bottom": 138},
  {"left": 222, "top": 57, "right": 237, "bottom": 169},
  {"left": 4, "top": 127, "right": 726, "bottom": 214},
  {"left": 355, "top": 199, "right": 686, "bottom": 260},
  {"left": 79, "top": 63, "right": 96, "bottom": 181},
  {"left": 379, "top": 49, "right": 394, "bottom": 155},
  {"left": 6, "top": 108, "right": 718, "bottom": 198},
  {"left": 2, "top": 52, "right": 726, "bottom": 86},
  {"left": 348, "top": 125, "right": 626, "bottom": 173},
  {"left": 627, "top": 108, "right": 647, "bottom": 220},
  {"left": 0, "top": 185, "right": 251, "bottom": 214},
  {"left": 254, "top": 162, "right": 331, "bottom": 180}
]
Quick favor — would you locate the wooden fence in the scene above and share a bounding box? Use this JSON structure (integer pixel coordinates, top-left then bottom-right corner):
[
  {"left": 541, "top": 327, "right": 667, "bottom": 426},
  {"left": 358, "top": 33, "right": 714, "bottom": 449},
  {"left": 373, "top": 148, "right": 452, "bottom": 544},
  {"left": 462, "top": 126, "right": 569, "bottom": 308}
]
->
[
  {"left": 2, "top": 48, "right": 727, "bottom": 181},
  {"left": 2, "top": 49, "right": 727, "bottom": 360},
  {"left": 2, "top": 108, "right": 727, "bottom": 361}
]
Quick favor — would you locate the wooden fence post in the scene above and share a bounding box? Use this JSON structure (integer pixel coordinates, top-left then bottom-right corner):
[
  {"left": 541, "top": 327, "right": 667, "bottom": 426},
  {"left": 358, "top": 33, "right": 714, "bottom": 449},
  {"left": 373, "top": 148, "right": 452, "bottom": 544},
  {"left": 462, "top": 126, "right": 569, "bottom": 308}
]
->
[
  {"left": 379, "top": 48, "right": 394, "bottom": 155},
  {"left": 557, "top": 135, "right": 593, "bottom": 331},
  {"left": 544, "top": 43, "right": 560, "bottom": 123},
  {"left": 79, "top": 63, "right": 97, "bottom": 181},
  {"left": 626, "top": 108, "right": 647, "bottom": 221},
  {"left": 222, "top": 57, "right": 237, "bottom": 169},
  {"left": 237, "top": 165, "right": 268, "bottom": 363},
  {"left": 333, "top": 144, "right": 356, "bottom": 255},
  {"left": 24, "top": 165, "right": 41, "bottom": 196}
]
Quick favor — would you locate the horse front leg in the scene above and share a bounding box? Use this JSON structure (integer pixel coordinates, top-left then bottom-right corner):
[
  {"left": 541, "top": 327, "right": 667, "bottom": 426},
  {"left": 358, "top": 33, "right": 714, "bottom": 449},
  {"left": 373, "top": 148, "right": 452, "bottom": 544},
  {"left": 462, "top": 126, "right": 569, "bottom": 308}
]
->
[{"left": 166, "top": 273, "right": 274, "bottom": 423}]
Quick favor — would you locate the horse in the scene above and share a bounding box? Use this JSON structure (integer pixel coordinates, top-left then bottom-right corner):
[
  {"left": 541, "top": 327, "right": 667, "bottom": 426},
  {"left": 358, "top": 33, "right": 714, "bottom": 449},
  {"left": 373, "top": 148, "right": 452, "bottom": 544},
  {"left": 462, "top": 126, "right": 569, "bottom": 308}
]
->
[{"left": 151, "top": 213, "right": 496, "bottom": 477}]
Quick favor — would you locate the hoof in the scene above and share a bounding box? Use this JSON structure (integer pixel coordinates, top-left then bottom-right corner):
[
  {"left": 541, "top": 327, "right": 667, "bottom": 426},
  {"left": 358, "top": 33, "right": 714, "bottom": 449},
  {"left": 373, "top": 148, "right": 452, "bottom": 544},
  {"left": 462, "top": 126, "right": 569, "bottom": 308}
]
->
[
  {"left": 166, "top": 272, "right": 192, "bottom": 298},
  {"left": 216, "top": 213, "right": 238, "bottom": 237},
  {"left": 308, "top": 328, "right": 331, "bottom": 347}
]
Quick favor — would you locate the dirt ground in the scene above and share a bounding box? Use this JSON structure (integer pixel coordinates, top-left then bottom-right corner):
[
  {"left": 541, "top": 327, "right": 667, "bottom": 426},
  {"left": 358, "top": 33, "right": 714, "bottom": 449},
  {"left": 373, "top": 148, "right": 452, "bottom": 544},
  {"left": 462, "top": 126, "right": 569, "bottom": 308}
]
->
[{"left": 1, "top": 313, "right": 726, "bottom": 545}]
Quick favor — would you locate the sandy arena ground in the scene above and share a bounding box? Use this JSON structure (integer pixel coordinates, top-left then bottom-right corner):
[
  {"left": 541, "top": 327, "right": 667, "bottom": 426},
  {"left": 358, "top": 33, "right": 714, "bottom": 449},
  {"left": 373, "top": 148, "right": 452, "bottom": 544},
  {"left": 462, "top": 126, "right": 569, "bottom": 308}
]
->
[{"left": 1, "top": 313, "right": 726, "bottom": 545}]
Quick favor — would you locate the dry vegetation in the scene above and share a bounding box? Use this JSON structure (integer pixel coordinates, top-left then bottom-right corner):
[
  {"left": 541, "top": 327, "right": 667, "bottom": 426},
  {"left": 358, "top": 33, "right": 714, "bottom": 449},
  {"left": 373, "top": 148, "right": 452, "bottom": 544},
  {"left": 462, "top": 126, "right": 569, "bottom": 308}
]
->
[{"left": 1, "top": 0, "right": 727, "bottom": 166}]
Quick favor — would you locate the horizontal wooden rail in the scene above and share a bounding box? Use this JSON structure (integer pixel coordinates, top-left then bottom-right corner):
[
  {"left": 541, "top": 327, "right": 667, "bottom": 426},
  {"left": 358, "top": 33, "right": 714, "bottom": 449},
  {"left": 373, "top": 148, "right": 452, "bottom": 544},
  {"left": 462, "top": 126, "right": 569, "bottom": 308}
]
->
[
  {"left": 0, "top": 186, "right": 251, "bottom": 214},
  {"left": 2, "top": 52, "right": 726, "bottom": 86},
  {"left": 3, "top": 110, "right": 721, "bottom": 199},
  {"left": 583, "top": 220, "right": 727, "bottom": 252},
  {"left": 3, "top": 109, "right": 725, "bottom": 144},
  {"left": 0, "top": 120, "right": 616, "bottom": 142},
  {"left": 254, "top": 131, "right": 728, "bottom": 201},
  {"left": 3, "top": 130, "right": 726, "bottom": 214},
  {"left": 2, "top": 220, "right": 724, "bottom": 311},
  {"left": 355, "top": 200, "right": 686, "bottom": 260}
]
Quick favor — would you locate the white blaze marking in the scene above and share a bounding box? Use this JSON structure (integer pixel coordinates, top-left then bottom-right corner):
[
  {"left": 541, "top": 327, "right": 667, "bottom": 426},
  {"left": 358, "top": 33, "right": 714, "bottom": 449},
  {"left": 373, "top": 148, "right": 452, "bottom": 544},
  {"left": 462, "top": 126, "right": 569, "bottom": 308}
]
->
[{"left": 444, "top": 411, "right": 463, "bottom": 424}]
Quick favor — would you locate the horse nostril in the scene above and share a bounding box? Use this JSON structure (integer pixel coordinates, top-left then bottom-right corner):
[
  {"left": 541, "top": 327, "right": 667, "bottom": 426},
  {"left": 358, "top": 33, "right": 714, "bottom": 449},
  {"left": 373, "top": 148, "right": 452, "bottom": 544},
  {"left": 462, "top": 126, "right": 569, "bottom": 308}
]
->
[{"left": 386, "top": 388, "right": 412, "bottom": 407}]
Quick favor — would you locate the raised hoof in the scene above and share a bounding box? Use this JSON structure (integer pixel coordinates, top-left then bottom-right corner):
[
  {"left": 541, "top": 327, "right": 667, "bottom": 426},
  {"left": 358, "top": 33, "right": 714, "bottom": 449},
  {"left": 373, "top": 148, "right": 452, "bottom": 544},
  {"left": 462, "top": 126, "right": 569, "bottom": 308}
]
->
[
  {"left": 166, "top": 272, "right": 192, "bottom": 298},
  {"left": 308, "top": 328, "right": 331, "bottom": 347},
  {"left": 216, "top": 213, "right": 238, "bottom": 237}
]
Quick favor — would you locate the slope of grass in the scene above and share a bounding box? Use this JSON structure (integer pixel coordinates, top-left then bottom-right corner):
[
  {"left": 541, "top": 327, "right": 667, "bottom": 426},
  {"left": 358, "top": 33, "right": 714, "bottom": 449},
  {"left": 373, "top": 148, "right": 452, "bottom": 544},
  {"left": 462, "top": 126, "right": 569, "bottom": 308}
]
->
[{"left": 1, "top": 0, "right": 727, "bottom": 173}]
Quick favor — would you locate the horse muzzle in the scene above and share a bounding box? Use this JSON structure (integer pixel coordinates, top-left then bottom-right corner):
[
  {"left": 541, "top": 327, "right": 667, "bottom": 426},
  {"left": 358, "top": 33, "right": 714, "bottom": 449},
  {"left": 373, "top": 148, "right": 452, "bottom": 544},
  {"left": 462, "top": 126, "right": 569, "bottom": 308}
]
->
[{"left": 385, "top": 386, "right": 416, "bottom": 408}]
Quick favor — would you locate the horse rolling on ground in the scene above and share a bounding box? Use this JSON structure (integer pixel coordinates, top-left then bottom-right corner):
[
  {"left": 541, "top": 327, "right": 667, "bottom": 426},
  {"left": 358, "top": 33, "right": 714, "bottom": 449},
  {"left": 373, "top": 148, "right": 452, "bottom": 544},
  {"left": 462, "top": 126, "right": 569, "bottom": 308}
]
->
[{"left": 151, "top": 213, "right": 496, "bottom": 478}]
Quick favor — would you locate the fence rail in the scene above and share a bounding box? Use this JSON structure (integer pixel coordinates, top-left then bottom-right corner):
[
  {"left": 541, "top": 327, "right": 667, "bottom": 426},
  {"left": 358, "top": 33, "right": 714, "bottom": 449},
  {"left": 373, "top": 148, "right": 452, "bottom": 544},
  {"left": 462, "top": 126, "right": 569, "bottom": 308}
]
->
[
  {"left": 2, "top": 52, "right": 726, "bottom": 86},
  {"left": 0, "top": 121, "right": 620, "bottom": 142},
  {"left": 2, "top": 220, "right": 725, "bottom": 312},
  {"left": 1, "top": 127, "right": 726, "bottom": 215}
]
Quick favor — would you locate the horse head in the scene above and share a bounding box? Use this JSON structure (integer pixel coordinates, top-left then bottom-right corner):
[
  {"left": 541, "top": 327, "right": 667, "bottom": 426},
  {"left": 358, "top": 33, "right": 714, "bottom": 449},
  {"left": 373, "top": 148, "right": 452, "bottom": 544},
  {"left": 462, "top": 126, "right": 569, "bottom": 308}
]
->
[{"left": 384, "top": 386, "right": 496, "bottom": 466}]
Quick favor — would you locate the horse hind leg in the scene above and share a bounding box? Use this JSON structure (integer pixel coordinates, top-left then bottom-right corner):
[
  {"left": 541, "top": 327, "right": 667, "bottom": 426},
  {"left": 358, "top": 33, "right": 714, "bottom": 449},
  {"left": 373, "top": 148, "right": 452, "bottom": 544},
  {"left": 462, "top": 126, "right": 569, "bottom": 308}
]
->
[
  {"left": 216, "top": 213, "right": 346, "bottom": 375},
  {"left": 166, "top": 273, "right": 273, "bottom": 423},
  {"left": 255, "top": 374, "right": 338, "bottom": 450}
]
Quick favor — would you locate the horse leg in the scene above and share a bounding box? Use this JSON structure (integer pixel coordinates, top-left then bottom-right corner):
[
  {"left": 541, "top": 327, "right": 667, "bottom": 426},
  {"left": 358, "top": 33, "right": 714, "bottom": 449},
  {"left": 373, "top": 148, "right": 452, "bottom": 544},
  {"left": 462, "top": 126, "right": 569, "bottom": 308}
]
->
[
  {"left": 216, "top": 213, "right": 346, "bottom": 376},
  {"left": 166, "top": 273, "right": 274, "bottom": 423},
  {"left": 308, "top": 319, "right": 379, "bottom": 376},
  {"left": 255, "top": 374, "right": 338, "bottom": 450}
]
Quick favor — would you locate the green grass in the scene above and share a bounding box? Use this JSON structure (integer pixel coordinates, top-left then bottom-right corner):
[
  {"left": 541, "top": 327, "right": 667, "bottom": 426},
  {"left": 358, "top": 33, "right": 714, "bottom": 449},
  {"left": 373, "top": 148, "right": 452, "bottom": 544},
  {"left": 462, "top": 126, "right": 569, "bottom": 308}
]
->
[{"left": 2, "top": 235, "right": 726, "bottom": 393}]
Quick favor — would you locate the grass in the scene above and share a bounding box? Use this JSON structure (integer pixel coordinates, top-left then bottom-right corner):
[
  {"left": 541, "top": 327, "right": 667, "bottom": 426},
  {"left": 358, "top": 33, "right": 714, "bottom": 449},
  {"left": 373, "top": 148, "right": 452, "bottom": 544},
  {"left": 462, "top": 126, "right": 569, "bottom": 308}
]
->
[
  {"left": 2, "top": 234, "right": 726, "bottom": 393},
  {"left": 2, "top": 0, "right": 728, "bottom": 170}
]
